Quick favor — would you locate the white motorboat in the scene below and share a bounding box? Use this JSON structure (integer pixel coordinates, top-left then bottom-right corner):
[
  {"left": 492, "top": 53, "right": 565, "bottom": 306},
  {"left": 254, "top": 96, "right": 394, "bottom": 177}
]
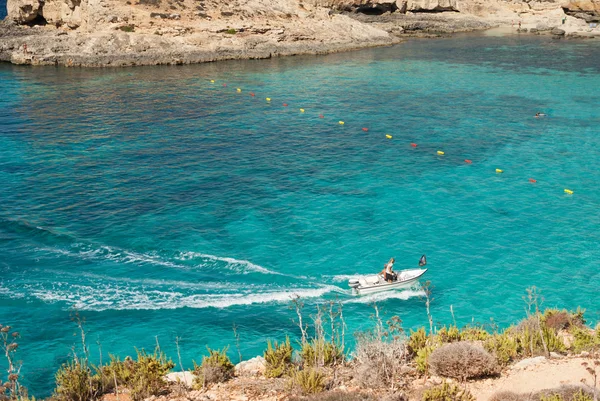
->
[{"left": 348, "top": 255, "right": 428, "bottom": 295}]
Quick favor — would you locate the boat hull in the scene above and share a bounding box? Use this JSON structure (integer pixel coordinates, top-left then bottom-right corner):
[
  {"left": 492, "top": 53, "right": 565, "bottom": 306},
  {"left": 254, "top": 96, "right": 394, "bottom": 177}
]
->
[{"left": 351, "top": 268, "right": 427, "bottom": 295}]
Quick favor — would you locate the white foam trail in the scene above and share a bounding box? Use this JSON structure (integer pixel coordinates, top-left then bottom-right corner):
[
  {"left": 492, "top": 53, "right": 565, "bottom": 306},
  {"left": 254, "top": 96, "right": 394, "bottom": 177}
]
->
[
  {"left": 325, "top": 274, "right": 363, "bottom": 283},
  {"left": 14, "top": 283, "right": 341, "bottom": 311},
  {"left": 37, "top": 245, "right": 184, "bottom": 269},
  {"left": 176, "top": 251, "right": 283, "bottom": 275},
  {"left": 343, "top": 289, "right": 425, "bottom": 304}
]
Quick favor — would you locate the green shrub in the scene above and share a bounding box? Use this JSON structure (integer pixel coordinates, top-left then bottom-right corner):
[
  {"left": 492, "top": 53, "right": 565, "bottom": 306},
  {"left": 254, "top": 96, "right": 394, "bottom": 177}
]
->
[
  {"left": 489, "top": 386, "right": 593, "bottom": 401},
  {"left": 514, "top": 317, "right": 565, "bottom": 357},
  {"left": 488, "top": 391, "right": 521, "bottom": 401},
  {"left": 193, "top": 347, "right": 234, "bottom": 389},
  {"left": 570, "top": 326, "right": 599, "bottom": 353},
  {"left": 288, "top": 392, "right": 382, "bottom": 401},
  {"left": 54, "top": 360, "right": 100, "bottom": 401},
  {"left": 484, "top": 332, "right": 519, "bottom": 366},
  {"left": 408, "top": 328, "right": 428, "bottom": 355},
  {"left": 97, "top": 355, "right": 135, "bottom": 391},
  {"left": 264, "top": 337, "right": 293, "bottom": 378},
  {"left": 422, "top": 382, "right": 475, "bottom": 401},
  {"left": 288, "top": 367, "right": 326, "bottom": 395},
  {"left": 300, "top": 339, "right": 343, "bottom": 368},
  {"left": 436, "top": 326, "right": 461, "bottom": 344},
  {"left": 459, "top": 327, "right": 489, "bottom": 342},
  {"left": 416, "top": 345, "right": 436, "bottom": 374},
  {"left": 119, "top": 25, "right": 135, "bottom": 32},
  {"left": 97, "top": 349, "right": 174, "bottom": 401},
  {"left": 128, "top": 349, "right": 174, "bottom": 401},
  {"left": 225, "top": 28, "right": 236, "bottom": 34},
  {"left": 428, "top": 342, "right": 498, "bottom": 381},
  {"left": 535, "top": 386, "right": 594, "bottom": 401}
]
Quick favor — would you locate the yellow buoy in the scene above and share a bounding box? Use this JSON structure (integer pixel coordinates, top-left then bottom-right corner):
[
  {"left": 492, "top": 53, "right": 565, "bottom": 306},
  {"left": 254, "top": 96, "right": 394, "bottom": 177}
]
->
[
  {"left": 496, "top": 168, "right": 503, "bottom": 173},
  {"left": 437, "top": 151, "right": 444, "bottom": 155},
  {"left": 300, "top": 108, "right": 305, "bottom": 113},
  {"left": 339, "top": 121, "right": 344, "bottom": 125},
  {"left": 237, "top": 88, "right": 241, "bottom": 92},
  {"left": 564, "top": 189, "right": 574, "bottom": 195},
  {"left": 266, "top": 98, "right": 271, "bottom": 102},
  {"left": 386, "top": 134, "right": 393, "bottom": 139},
  {"left": 210, "top": 80, "right": 215, "bottom": 83}
]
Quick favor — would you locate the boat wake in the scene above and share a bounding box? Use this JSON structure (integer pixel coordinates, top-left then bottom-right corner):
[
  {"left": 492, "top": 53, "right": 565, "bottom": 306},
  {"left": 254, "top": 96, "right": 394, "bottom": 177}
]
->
[
  {"left": 36, "top": 244, "right": 283, "bottom": 276},
  {"left": 0, "top": 281, "right": 342, "bottom": 311},
  {"left": 343, "top": 288, "right": 425, "bottom": 304}
]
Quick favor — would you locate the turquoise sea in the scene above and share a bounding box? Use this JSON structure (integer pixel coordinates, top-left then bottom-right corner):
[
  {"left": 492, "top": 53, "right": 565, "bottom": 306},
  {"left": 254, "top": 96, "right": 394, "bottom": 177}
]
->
[{"left": 1, "top": 33, "right": 599, "bottom": 395}]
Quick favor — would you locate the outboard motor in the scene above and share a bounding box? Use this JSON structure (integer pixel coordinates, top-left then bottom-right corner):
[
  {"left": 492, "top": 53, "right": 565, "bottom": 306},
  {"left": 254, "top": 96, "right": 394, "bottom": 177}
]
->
[{"left": 348, "top": 278, "right": 360, "bottom": 289}]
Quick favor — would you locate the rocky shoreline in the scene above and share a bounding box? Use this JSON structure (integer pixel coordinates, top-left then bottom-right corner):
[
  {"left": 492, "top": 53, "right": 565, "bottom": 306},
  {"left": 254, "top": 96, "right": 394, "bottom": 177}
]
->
[{"left": 1, "top": 0, "right": 599, "bottom": 67}]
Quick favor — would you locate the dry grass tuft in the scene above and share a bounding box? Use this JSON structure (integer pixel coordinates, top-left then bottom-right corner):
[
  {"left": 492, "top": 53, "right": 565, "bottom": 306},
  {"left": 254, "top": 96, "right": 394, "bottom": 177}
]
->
[{"left": 428, "top": 341, "right": 499, "bottom": 381}]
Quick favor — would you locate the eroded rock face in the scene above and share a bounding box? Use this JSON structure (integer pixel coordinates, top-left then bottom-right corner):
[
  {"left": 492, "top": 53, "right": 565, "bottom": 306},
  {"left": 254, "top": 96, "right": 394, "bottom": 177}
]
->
[
  {"left": 562, "top": 0, "right": 600, "bottom": 20},
  {"left": 7, "top": 0, "right": 41, "bottom": 23},
  {"left": 407, "top": 0, "right": 458, "bottom": 12}
]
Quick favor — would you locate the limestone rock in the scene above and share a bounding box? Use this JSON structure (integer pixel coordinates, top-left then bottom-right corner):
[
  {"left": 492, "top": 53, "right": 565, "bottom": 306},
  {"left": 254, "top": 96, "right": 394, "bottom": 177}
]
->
[
  {"left": 235, "top": 356, "right": 266, "bottom": 377},
  {"left": 513, "top": 356, "right": 546, "bottom": 370},
  {"left": 562, "top": 0, "right": 600, "bottom": 20},
  {"left": 551, "top": 27, "right": 566, "bottom": 34},
  {"left": 407, "top": 0, "right": 458, "bottom": 12},
  {"left": 165, "top": 371, "right": 194, "bottom": 387},
  {"left": 7, "top": 0, "right": 41, "bottom": 23}
]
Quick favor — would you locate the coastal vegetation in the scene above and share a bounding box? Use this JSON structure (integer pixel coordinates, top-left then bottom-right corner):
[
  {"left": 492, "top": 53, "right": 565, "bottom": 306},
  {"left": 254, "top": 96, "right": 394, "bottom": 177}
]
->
[{"left": 2, "top": 287, "right": 599, "bottom": 401}]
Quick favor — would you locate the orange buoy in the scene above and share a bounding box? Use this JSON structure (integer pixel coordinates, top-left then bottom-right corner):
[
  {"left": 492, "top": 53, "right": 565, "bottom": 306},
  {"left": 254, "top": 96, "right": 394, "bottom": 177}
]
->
[
  {"left": 529, "top": 178, "right": 537, "bottom": 183},
  {"left": 223, "top": 83, "right": 227, "bottom": 87},
  {"left": 465, "top": 159, "right": 472, "bottom": 164},
  {"left": 283, "top": 103, "right": 288, "bottom": 107},
  {"left": 250, "top": 92, "right": 255, "bottom": 97},
  {"left": 362, "top": 128, "right": 369, "bottom": 132},
  {"left": 319, "top": 114, "right": 324, "bottom": 118},
  {"left": 411, "top": 143, "right": 417, "bottom": 148}
]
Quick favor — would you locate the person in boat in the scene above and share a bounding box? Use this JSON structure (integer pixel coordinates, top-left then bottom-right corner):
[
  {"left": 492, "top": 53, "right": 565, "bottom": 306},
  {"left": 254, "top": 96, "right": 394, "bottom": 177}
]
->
[{"left": 381, "top": 257, "right": 396, "bottom": 283}]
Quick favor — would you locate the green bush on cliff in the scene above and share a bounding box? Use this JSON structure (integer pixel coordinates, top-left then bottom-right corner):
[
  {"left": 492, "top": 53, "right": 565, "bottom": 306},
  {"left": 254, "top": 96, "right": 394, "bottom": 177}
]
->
[
  {"left": 484, "top": 331, "right": 519, "bottom": 366},
  {"left": 570, "top": 326, "right": 600, "bottom": 353},
  {"left": 54, "top": 360, "right": 100, "bottom": 401},
  {"left": 300, "top": 339, "right": 343, "bottom": 368},
  {"left": 408, "top": 327, "right": 428, "bottom": 355},
  {"left": 287, "top": 367, "right": 326, "bottom": 395},
  {"left": 98, "top": 349, "right": 174, "bottom": 401},
  {"left": 264, "top": 337, "right": 293, "bottom": 378},
  {"left": 193, "top": 347, "right": 234, "bottom": 389},
  {"left": 436, "top": 326, "right": 461, "bottom": 344},
  {"left": 422, "top": 382, "right": 474, "bottom": 401}
]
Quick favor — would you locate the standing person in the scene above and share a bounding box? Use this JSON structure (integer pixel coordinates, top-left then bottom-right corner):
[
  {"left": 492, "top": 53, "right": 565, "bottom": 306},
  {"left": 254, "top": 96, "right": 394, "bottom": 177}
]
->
[
  {"left": 518, "top": 21, "right": 522, "bottom": 30},
  {"left": 383, "top": 258, "right": 395, "bottom": 283}
]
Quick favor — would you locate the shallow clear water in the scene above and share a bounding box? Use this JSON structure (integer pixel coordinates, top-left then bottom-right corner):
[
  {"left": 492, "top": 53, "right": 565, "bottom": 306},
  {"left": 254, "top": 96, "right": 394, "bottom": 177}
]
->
[{"left": 1, "top": 33, "right": 599, "bottom": 395}]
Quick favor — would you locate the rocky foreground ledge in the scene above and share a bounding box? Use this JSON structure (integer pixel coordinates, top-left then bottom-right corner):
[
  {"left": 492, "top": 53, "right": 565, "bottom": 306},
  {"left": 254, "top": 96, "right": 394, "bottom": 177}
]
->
[{"left": 1, "top": 0, "right": 599, "bottom": 67}]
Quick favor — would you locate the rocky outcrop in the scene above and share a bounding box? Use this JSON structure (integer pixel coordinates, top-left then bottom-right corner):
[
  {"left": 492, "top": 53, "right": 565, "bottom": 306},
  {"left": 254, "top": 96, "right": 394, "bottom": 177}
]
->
[
  {"left": 6, "top": 0, "right": 41, "bottom": 23},
  {"left": 407, "top": 0, "right": 458, "bottom": 12},
  {"left": 562, "top": 0, "right": 600, "bottom": 21}
]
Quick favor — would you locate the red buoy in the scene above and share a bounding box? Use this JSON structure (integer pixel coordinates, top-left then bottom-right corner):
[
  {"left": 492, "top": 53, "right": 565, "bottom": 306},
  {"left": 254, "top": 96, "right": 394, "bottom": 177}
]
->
[
  {"left": 362, "top": 128, "right": 369, "bottom": 132},
  {"left": 223, "top": 83, "right": 227, "bottom": 87},
  {"left": 411, "top": 143, "right": 417, "bottom": 148},
  {"left": 283, "top": 103, "right": 288, "bottom": 107},
  {"left": 319, "top": 114, "right": 324, "bottom": 118},
  {"left": 250, "top": 92, "right": 255, "bottom": 97},
  {"left": 529, "top": 178, "right": 537, "bottom": 183},
  {"left": 465, "top": 159, "right": 472, "bottom": 164}
]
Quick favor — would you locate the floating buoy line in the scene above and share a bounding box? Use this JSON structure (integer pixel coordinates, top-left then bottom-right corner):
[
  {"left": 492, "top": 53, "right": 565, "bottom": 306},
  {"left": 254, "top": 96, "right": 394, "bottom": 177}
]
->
[{"left": 206, "top": 79, "right": 575, "bottom": 196}]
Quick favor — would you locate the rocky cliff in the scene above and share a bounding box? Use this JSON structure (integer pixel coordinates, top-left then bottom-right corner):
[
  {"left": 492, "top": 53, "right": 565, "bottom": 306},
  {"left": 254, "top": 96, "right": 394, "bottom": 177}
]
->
[{"left": 1, "top": 0, "right": 599, "bottom": 67}]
